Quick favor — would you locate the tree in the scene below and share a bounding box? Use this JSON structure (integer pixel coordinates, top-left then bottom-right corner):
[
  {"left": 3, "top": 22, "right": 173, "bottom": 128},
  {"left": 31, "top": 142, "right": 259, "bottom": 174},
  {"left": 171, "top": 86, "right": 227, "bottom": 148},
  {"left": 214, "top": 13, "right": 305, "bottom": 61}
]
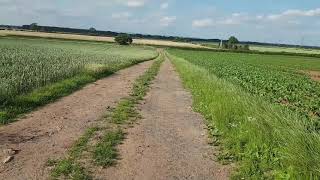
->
[
  {"left": 30, "top": 23, "right": 39, "bottom": 31},
  {"left": 89, "top": 27, "right": 96, "bottom": 32},
  {"left": 40, "top": 27, "right": 46, "bottom": 32},
  {"left": 114, "top": 34, "right": 133, "bottom": 45},
  {"left": 228, "top": 36, "right": 239, "bottom": 45},
  {"left": 222, "top": 42, "right": 228, "bottom": 49},
  {"left": 243, "top": 44, "right": 250, "bottom": 51}
]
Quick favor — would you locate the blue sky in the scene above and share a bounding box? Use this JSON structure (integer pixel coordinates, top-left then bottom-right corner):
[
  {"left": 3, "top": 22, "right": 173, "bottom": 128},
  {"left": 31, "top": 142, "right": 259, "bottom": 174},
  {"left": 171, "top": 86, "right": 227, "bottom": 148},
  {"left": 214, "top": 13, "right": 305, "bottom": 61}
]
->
[{"left": 0, "top": 0, "right": 320, "bottom": 46}]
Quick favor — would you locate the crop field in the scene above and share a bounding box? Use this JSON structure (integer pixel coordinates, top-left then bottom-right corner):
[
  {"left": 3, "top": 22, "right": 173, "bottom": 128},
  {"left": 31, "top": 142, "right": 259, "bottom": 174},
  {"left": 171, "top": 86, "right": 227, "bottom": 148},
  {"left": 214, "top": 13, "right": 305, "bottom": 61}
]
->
[
  {"left": 251, "top": 45, "right": 320, "bottom": 55},
  {"left": 3, "top": 0, "right": 320, "bottom": 179},
  {"left": 0, "top": 30, "right": 205, "bottom": 49},
  {"left": 198, "top": 42, "right": 320, "bottom": 55},
  {"left": 0, "top": 37, "right": 157, "bottom": 123},
  {"left": 168, "top": 49, "right": 320, "bottom": 178},
  {"left": 1, "top": 31, "right": 320, "bottom": 180},
  {"left": 169, "top": 49, "right": 320, "bottom": 124}
]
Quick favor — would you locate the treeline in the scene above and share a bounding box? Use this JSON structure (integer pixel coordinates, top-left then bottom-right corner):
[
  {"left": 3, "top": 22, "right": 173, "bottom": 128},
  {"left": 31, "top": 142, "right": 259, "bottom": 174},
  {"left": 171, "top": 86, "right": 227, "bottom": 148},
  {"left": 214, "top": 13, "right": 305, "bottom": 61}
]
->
[
  {"left": 20, "top": 24, "right": 119, "bottom": 37},
  {"left": 0, "top": 24, "right": 319, "bottom": 49},
  {"left": 1, "top": 24, "right": 209, "bottom": 42}
]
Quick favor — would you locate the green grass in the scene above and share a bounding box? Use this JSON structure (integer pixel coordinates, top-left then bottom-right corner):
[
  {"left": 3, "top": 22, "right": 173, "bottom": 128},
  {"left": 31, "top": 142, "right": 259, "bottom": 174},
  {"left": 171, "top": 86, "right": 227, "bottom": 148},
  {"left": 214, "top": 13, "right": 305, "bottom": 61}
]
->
[
  {"left": 1, "top": 74, "right": 95, "bottom": 124},
  {"left": 168, "top": 49, "right": 320, "bottom": 128},
  {"left": 111, "top": 99, "right": 139, "bottom": 124},
  {"left": 0, "top": 37, "right": 158, "bottom": 124},
  {"left": 200, "top": 42, "right": 220, "bottom": 49},
  {"left": 93, "top": 130, "right": 124, "bottom": 167},
  {"left": 50, "top": 127, "right": 99, "bottom": 180},
  {"left": 51, "top": 160, "right": 91, "bottom": 180},
  {"left": 169, "top": 53, "right": 320, "bottom": 179}
]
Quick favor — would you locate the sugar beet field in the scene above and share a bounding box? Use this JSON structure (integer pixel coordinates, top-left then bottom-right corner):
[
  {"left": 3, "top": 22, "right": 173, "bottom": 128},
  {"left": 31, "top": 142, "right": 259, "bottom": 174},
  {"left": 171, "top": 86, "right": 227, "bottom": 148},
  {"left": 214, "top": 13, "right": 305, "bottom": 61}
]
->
[
  {"left": 169, "top": 49, "right": 320, "bottom": 178},
  {"left": 170, "top": 49, "right": 320, "bottom": 124},
  {"left": 1, "top": 36, "right": 320, "bottom": 179}
]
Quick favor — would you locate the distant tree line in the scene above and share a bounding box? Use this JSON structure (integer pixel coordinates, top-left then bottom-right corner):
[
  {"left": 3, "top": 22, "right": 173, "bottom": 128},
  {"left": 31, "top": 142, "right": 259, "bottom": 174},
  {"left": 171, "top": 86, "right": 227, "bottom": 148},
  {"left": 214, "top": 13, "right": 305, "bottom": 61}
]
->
[
  {"left": 8, "top": 23, "right": 221, "bottom": 43},
  {"left": 21, "top": 24, "right": 119, "bottom": 37},
  {"left": 0, "top": 24, "right": 319, "bottom": 50}
]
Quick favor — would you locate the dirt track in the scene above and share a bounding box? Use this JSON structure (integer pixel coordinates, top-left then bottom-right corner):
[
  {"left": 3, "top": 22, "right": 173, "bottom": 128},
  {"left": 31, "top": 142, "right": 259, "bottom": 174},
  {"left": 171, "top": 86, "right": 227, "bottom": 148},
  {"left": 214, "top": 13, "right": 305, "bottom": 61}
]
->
[
  {"left": 0, "top": 60, "right": 153, "bottom": 180},
  {"left": 94, "top": 58, "right": 231, "bottom": 179}
]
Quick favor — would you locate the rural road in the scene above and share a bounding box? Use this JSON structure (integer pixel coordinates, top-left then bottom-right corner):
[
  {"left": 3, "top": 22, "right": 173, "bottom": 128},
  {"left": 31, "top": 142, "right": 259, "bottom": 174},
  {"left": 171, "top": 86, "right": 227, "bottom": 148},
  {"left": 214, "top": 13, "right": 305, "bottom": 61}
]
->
[
  {"left": 0, "top": 60, "right": 153, "bottom": 180},
  {"left": 95, "top": 58, "right": 231, "bottom": 180}
]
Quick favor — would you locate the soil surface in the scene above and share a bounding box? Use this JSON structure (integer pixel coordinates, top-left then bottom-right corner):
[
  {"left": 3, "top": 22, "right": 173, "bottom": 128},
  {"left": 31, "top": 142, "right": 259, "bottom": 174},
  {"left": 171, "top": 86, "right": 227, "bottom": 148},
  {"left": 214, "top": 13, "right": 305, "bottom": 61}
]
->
[
  {"left": 95, "top": 59, "right": 231, "bottom": 179},
  {"left": 0, "top": 60, "right": 153, "bottom": 180},
  {"left": 307, "top": 70, "right": 320, "bottom": 82},
  {"left": 300, "top": 70, "right": 320, "bottom": 82}
]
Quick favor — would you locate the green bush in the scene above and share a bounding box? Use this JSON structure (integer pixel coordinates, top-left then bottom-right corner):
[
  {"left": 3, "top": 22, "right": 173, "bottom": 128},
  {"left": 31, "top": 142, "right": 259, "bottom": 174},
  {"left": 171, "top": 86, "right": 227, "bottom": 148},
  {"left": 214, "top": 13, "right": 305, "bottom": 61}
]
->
[{"left": 114, "top": 34, "right": 133, "bottom": 45}]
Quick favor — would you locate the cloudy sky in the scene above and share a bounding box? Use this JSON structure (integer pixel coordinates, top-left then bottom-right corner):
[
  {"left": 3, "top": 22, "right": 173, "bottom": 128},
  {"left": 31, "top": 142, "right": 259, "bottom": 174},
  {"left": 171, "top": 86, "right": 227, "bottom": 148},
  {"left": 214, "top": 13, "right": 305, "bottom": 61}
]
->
[{"left": 1, "top": 0, "right": 320, "bottom": 46}]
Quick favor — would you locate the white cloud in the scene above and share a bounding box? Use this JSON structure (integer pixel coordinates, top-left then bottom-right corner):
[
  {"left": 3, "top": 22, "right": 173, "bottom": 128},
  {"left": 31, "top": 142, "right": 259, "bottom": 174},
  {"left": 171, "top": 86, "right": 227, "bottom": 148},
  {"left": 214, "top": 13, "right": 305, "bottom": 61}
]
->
[
  {"left": 193, "top": 8, "right": 320, "bottom": 28},
  {"left": 160, "top": 2, "right": 169, "bottom": 9},
  {"left": 160, "top": 16, "right": 176, "bottom": 26},
  {"left": 126, "top": 0, "right": 145, "bottom": 7},
  {"left": 111, "top": 12, "right": 131, "bottom": 19},
  {"left": 256, "top": 15, "right": 264, "bottom": 20},
  {"left": 287, "top": 20, "right": 301, "bottom": 25},
  {"left": 192, "top": 16, "right": 243, "bottom": 28},
  {"left": 192, "top": 18, "right": 213, "bottom": 28},
  {"left": 267, "top": 8, "right": 320, "bottom": 20},
  {"left": 284, "top": 8, "right": 320, "bottom": 17},
  {"left": 232, "top": 13, "right": 241, "bottom": 17},
  {"left": 218, "top": 18, "right": 242, "bottom": 25}
]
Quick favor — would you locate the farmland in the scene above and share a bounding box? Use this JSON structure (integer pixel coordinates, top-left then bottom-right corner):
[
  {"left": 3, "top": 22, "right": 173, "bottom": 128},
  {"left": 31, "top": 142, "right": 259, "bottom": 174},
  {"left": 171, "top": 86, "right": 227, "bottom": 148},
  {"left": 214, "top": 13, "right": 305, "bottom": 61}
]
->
[
  {"left": 251, "top": 45, "right": 320, "bottom": 55},
  {"left": 0, "top": 30, "right": 205, "bottom": 49},
  {"left": 199, "top": 41, "right": 320, "bottom": 55},
  {"left": 168, "top": 49, "right": 320, "bottom": 178},
  {"left": 1, "top": 30, "right": 320, "bottom": 180},
  {"left": 0, "top": 37, "right": 158, "bottom": 123},
  {"left": 2, "top": 0, "right": 320, "bottom": 179},
  {"left": 169, "top": 49, "right": 320, "bottom": 124}
]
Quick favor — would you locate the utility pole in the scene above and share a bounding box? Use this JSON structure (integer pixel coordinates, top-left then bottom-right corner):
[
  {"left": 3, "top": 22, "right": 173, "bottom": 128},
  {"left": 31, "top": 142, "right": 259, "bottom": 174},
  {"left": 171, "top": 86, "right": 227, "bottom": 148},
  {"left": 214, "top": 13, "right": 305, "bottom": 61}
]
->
[{"left": 300, "top": 36, "right": 305, "bottom": 47}]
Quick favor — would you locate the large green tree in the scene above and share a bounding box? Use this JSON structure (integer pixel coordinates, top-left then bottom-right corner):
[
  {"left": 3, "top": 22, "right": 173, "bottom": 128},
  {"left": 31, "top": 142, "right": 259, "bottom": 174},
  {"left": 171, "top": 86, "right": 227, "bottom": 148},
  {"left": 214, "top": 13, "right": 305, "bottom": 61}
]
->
[
  {"left": 89, "top": 27, "right": 96, "bottom": 32},
  {"left": 114, "top": 34, "right": 133, "bottom": 45},
  {"left": 228, "top": 36, "right": 239, "bottom": 44},
  {"left": 30, "top": 23, "right": 39, "bottom": 31}
]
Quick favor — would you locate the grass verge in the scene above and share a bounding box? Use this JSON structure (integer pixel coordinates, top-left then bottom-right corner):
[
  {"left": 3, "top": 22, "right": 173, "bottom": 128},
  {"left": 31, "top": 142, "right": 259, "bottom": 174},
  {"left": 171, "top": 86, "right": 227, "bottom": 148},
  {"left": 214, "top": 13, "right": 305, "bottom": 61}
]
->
[
  {"left": 49, "top": 51, "right": 164, "bottom": 179},
  {"left": 50, "top": 127, "right": 99, "bottom": 180},
  {"left": 168, "top": 53, "right": 320, "bottom": 179},
  {"left": 93, "top": 129, "right": 124, "bottom": 167}
]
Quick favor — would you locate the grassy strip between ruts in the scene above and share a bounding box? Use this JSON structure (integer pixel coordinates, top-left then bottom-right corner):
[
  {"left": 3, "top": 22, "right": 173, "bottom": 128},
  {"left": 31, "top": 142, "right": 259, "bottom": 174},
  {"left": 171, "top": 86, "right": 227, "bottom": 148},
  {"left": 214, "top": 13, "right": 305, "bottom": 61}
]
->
[
  {"left": 168, "top": 53, "right": 320, "bottom": 179},
  {"left": 49, "top": 51, "right": 164, "bottom": 180},
  {"left": 0, "top": 52, "right": 158, "bottom": 125}
]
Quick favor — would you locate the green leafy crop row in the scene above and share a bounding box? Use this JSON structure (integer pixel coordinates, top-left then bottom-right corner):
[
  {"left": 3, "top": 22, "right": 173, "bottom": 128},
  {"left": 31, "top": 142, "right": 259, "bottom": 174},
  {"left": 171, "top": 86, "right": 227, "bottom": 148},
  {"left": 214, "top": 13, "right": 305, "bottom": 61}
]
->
[
  {"left": 168, "top": 52, "right": 320, "bottom": 179},
  {"left": 169, "top": 49, "right": 320, "bottom": 128}
]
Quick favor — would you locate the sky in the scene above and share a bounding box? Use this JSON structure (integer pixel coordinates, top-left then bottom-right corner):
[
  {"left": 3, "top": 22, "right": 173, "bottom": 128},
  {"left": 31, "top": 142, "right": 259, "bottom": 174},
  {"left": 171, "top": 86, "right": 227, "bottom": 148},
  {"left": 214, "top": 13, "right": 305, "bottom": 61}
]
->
[{"left": 1, "top": 0, "right": 320, "bottom": 46}]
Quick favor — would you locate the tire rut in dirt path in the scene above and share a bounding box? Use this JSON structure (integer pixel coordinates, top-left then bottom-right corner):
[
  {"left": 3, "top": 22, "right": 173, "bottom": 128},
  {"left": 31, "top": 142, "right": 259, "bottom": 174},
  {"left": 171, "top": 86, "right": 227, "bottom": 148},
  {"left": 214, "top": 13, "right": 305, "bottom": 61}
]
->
[
  {"left": 0, "top": 60, "right": 154, "bottom": 180},
  {"left": 95, "top": 58, "right": 231, "bottom": 180}
]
